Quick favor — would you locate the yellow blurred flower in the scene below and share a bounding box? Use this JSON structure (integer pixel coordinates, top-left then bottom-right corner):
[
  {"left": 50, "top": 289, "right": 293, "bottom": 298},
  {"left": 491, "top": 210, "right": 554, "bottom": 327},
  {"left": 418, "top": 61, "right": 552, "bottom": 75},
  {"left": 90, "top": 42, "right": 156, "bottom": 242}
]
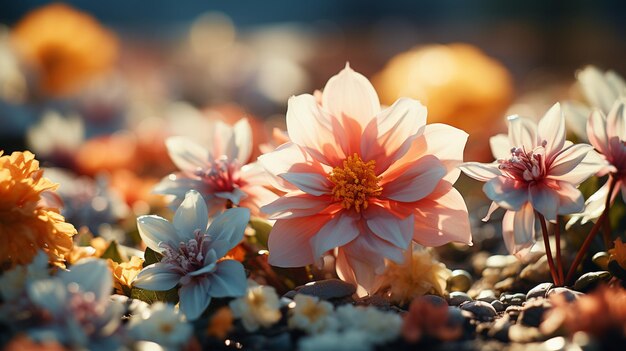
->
[
  {"left": 373, "top": 43, "right": 513, "bottom": 161},
  {"left": 206, "top": 307, "right": 234, "bottom": 340},
  {"left": 11, "top": 3, "right": 118, "bottom": 96},
  {"left": 109, "top": 255, "right": 144, "bottom": 295},
  {"left": 609, "top": 238, "right": 626, "bottom": 270},
  {"left": 67, "top": 235, "right": 108, "bottom": 264},
  {"left": 376, "top": 248, "right": 451, "bottom": 305},
  {"left": 0, "top": 151, "right": 76, "bottom": 268}
]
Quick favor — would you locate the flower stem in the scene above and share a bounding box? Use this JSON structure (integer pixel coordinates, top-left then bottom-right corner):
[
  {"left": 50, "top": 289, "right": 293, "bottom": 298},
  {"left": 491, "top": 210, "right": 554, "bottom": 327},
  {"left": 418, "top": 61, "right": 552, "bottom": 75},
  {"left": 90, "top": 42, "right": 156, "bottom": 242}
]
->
[
  {"left": 535, "top": 211, "right": 560, "bottom": 286},
  {"left": 554, "top": 217, "right": 564, "bottom": 285},
  {"left": 565, "top": 176, "right": 617, "bottom": 285}
]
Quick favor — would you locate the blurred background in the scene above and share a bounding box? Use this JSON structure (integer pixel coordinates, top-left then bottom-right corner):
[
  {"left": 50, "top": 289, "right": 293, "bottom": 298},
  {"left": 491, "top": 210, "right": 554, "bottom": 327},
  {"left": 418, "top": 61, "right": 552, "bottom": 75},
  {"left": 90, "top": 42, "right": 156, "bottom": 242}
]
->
[{"left": 1, "top": 0, "right": 625, "bottom": 258}]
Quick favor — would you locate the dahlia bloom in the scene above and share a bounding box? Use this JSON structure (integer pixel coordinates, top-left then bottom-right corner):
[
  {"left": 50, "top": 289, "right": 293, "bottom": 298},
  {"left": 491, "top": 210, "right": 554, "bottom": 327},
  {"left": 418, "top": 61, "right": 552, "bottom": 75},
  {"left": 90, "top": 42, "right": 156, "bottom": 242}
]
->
[
  {"left": 133, "top": 190, "right": 248, "bottom": 320},
  {"left": 460, "top": 103, "right": 602, "bottom": 257},
  {"left": 0, "top": 151, "right": 76, "bottom": 267},
  {"left": 567, "top": 99, "right": 626, "bottom": 226},
  {"left": 154, "top": 118, "right": 278, "bottom": 216},
  {"left": 260, "top": 64, "right": 471, "bottom": 294}
]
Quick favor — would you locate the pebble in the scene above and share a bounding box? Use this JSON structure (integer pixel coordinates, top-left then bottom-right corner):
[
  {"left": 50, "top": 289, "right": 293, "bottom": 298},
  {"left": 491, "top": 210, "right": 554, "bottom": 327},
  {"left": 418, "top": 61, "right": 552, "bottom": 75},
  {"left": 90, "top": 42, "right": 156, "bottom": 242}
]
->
[
  {"left": 490, "top": 300, "right": 505, "bottom": 312},
  {"left": 460, "top": 301, "right": 497, "bottom": 321},
  {"left": 286, "top": 279, "right": 356, "bottom": 300},
  {"left": 592, "top": 252, "right": 610, "bottom": 270},
  {"left": 446, "top": 306, "right": 467, "bottom": 329},
  {"left": 500, "top": 293, "right": 526, "bottom": 306},
  {"left": 608, "top": 259, "right": 626, "bottom": 280},
  {"left": 493, "top": 277, "right": 516, "bottom": 292},
  {"left": 505, "top": 305, "right": 523, "bottom": 320},
  {"left": 520, "top": 256, "right": 551, "bottom": 283},
  {"left": 487, "top": 314, "right": 512, "bottom": 342},
  {"left": 573, "top": 271, "right": 611, "bottom": 292},
  {"left": 476, "top": 289, "right": 497, "bottom": 303},
  {"left": 518, "top": 299, "right": 549, "bottom": 327},
  {"left": 486, "top": 255, "right": 517, "bottom": 269},
  {"left": 526, "top": 282, "right": 553, "bottom": 300},
  {"left": 448, "top": 291, "right": 473, "bottom": 306},
  {"left": 447, "top": 269, "right": 473, "bottom": 292},
  {"left": 546, "top": 287, "right": 582, "bottom": 302}
]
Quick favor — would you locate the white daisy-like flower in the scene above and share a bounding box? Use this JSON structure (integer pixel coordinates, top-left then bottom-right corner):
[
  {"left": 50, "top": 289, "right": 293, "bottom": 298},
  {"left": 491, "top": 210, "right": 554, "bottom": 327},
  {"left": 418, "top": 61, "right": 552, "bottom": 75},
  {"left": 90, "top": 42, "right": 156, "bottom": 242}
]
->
[
  {"left": 288, "top": 294, "right": 337, "bottom": 334},
  {"left": 229, "top": 283, "right": 281, "bottom": 332},
  {"left": 127, "top": 302, "right": 192, "bottom": 348}
]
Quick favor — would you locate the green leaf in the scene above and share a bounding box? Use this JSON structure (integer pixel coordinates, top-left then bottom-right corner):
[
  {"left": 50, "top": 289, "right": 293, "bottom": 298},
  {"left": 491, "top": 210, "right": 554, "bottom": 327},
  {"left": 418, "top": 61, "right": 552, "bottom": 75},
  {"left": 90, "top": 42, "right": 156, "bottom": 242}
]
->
[
  {"left": 101, "top": 241, "right": 124, "bottom": 263},
  {"left": 143, "top": 247, "right": 163, "bottom": 267},
  {"left": 249, "top": 217, "right": 273, "bottom": 249},
  {"left": 130, "top": 287, "right": 179, "bottom": 304}
]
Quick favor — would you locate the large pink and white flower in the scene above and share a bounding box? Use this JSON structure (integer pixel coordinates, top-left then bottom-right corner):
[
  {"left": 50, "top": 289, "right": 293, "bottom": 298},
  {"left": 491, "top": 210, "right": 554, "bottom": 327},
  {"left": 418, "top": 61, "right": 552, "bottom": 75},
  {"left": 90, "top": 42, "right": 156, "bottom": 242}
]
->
[
  {"left": 568, "top": 99, "right": 626, "bottom": 226},
  {"left": 460, "top": 103, "right": 603, "bottom": 257},
  {"left": 154, "top": 118, "right": 278, "bottom": 216},
  {"left": 259, "top": 64, "right": 472, "bottom": 295}
]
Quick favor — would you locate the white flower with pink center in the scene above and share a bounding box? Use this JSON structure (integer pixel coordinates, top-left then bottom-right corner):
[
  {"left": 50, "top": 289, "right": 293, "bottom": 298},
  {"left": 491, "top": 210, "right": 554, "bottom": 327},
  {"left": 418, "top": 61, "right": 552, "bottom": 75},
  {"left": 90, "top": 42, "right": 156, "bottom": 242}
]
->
[
  {"left": 133, "top": 190, "right": 249, "bottom": 320},
  {"left": 154, "top": 118, "right": 278, "bottom": 216},
  {"left": 461, "top": 103, "right": 604, "bottom": 257}
]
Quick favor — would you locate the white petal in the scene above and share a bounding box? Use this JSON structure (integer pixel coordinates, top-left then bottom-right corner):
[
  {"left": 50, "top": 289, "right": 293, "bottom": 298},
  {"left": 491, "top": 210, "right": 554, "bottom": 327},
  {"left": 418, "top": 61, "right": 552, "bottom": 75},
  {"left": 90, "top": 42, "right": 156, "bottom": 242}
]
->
[
  {"left": 563, "top": 101, "right": 591, "bottom": 142},
  {"left": 549, "top": 144, "right": 593, "bottom": 177},
  {"left": 459, "top": 162, "right": 502, "bottom": 181},
  {"left": 577, "top": 66, "right": 620, "bottom": 113},
  {"left": 587, "top": 109, "right": 609, "bottom": 154},
  {"left": 606, "top": 98, "right": 626, "bottom": 140},
  {"left": 60, "top": 259, "right": 112, "bottom": 303},
  {"left": 179, "top": 280, "right": 211, "bottom": 320},
  {"left": 538, "top": 103, "right": 566, "bottom": 159},
  {"left": 381, "top": 155, "right": 446, "bottom": 202},
  {"left": 207, "top": 207, "right": 251, "bottom": 254},
  {"left": 322, "top": 63, "right": 381, "bottom": 126},
  {"left": 366, "top": 208, "right": 413, "bottom": 249},
  {"left": 233, "top": 118, "right": 253, "bottom": 163},
  {"left": 173, "top": 190, "right": 209, "bottom": 241},
  {"left": 279, "top": 172, "right": 332, "bottom": 196},
  {"left": 310, "top": 214, "right": 359, "bottom": 259},
  {"left": 529, "top": 183, "right": 559, "bottom": 221},
  {"left": 133, "top": 264, "right": 180, "bottom": 291},
  {"left": 208, "top": 260, "right": 247, "bottom": 298},
  {"left": 501, "top": 206, "right": 535, "bottom": 258},
  {"left": 507, "top": 115, "right": 537, "bottom": 150},
  {"left": 489, "top": 134, "right": 511, "bottom": 159},
  {"left": 27, "top": 279, "right": 67, "bottom": 316},
  {"left": 137, "top": 215, "right": 179, "bottom": 253},
  {"left": 166, "top": 137, "right": 209, "bottom": 174}
]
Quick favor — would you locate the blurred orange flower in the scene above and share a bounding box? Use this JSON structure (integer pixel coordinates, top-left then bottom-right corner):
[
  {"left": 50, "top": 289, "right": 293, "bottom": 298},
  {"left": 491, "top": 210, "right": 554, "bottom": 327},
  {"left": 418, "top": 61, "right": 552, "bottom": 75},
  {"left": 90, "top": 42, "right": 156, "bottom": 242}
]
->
[
  {"left": 0, "top": 151, "right": 76, "bottom": 268},
  {"left": 109, "top": 255, "right": 144, "bottom": 295},
  {"left": 74, "top": 133, "right": 138, "bottom": 176},
  {"left": 374, "top": 44, "right": 513, "bottom": 161},
  {"left": 11, "top": 3, "right": 118, "bottom": 96},
  {"left": 609, "top": 238, "right": 626, "bottom": 270},
  {"left": 206, "top": 307, "right": 234, "bottom": 339}
]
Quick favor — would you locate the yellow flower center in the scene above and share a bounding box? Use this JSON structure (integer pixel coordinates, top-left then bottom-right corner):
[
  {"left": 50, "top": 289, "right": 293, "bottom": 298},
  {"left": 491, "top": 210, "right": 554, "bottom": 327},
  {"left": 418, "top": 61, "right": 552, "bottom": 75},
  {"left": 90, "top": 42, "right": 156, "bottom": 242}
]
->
[{"left": 328, "top": 153, "right": 382, "bottom": 213}]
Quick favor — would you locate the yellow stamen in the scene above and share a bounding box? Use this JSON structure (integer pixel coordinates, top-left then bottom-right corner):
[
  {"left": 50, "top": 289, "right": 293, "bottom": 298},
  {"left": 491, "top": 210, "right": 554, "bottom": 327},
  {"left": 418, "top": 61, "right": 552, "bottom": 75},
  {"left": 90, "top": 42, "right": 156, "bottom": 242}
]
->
[{"left": 328, "top": 153, "right": 382, "bottom": 213}]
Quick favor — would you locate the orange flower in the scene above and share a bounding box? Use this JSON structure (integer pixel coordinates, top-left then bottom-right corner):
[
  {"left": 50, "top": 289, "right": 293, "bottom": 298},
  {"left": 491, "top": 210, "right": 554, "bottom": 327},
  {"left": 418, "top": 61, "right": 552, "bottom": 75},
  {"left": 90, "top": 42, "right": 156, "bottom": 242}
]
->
[
  {"left": 108, "top": 256, "right": 144, "bottom": 295},
  {"left": 11, "top": 3, "right": 118, "bottom": 96},
  {"left": 0, "top": 151, "right": 76, "bottom": 268},
  {"left": 67, "top": 235, "right": 108, "bottom": 264},
  {"left": 609, "top": 238, "right": 626, "bottom": 270},
  {"left": 206, "top": 307, "right": 234, "bottom": 339}
]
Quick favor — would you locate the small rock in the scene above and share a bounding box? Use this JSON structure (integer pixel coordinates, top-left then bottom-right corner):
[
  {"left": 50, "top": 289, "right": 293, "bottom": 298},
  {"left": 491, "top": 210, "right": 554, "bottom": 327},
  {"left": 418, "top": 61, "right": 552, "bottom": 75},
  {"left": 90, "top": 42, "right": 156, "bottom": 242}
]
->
[
  {"left": 460, "top": 301, "right": 497, "bottom": 321},
  {"left": 493, "top": 277, "right": 516, "bottom": 292},
  {"left": 592, "top": 252, "right": 610, "bottom": 270},
  {"left": 476, "top": 289, "right": 497, "bottom": 303},
  {"left": 486, "top": 255, "right": 516, "bottom": 269},
  {"left": 505, "top": 305, "right": 523, "bottom": 320},
  {"left": 487, "top": 314, "right": 512, "bottom": 342},
  {"left": 294, "top": 279, "right": 356, "bottom": 300},
  {"left": 508, "top": 324, "right": 543, "bottom": 343},
  {"left": 526, "top": 282, "right": 553, "bottom": 300},
  {"left": 608, "top": 259, "right": 626, "bottom": 280},
  {"left": 490, "top": 300, "right": 505, "bottom": 312},
  {"left": 421, "top": 294, "right": 448, "bottom": 307},
  {"left": 520, "top": 256, "right": 551, "bottom": 283},
  {"left": 447, "top": 306, "right": 467, "bottom": 328},
  {"left": 448, "top": 291, "right": 473, "bottom": 306},
  {"left": 519, "top": 299, "right": 550, "bottom": 327},
  {"left": 546, "top": 287, "right": 582, "bottom": 302},
  {"left": 447, "top": 270, "right": 473, "bottom": 292},
  {"left": 573, "top": 271, "right": 611, "bottom": 292},
  {"left": 500, "top": 293, "right": 526, "bottom": 306}
]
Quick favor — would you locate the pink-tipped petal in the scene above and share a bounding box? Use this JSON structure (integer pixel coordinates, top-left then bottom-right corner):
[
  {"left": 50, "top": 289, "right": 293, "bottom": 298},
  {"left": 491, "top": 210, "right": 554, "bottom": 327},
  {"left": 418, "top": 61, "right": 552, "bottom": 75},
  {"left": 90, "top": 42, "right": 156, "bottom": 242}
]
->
[
  {"left": 538, "top": 103, "right": 566, "bottom": 160},
  {"left": 483, "top": 176, "right": 528, "bottom": 211},
  {"left": 322, "top": 63, "right": 381, "bottom": 127},
  {"left": 587, "top": 109, "right": 610, "bottom": 154},
  {"left": 268, "top": 215, "right": 331, "bottom": 267},
  {"left": 258, "top": 142, "right": 324, "bottom": 192},
  {"left": 166, "top": 137, "right": 209, "bottom": 175},
  {"left": 261, "top": 192, "right": 331, "bottom": 219},
  {"left": 279, "top": 172, "right": 332, "bottom": 196},
  {"left": 381, "top": 155, "right": 446, "bottom": 202},
  {"left": 529, "top": 183, "right": 559, "bottom": 221},
  {"left": 507, "top": 115, "right": 537, "bottom": 151},
  {"left": 412, "top": 187, "right": 473, "bottom": 246},
  {"left": 501, "top": 205, "right": 535, "bottom": 259},
  {"left": 310, "top": 214, "right": 359, "bottom": 259},
  {"left": 459, "top": 162, "right": 502, "bottom": 181},
  {"left": 365, "top": 206, "right": 413, "bottom": 250}
]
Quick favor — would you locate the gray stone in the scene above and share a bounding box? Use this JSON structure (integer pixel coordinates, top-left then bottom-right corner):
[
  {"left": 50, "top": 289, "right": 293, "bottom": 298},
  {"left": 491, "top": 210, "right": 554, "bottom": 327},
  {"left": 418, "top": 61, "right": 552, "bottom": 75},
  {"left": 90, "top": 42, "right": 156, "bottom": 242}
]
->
[
  {"left": 476, "top": 289, "right": 497, "bottom": 303},
  {"left": 486, "top": 255, "right": 516, "bottom": 269},
  {"left": 573, "top": 271, "right": 611, "bottom": 292},
  {"left": 447, "top": 269, "right": 473, "bottom": 292},
  {"left": 487, "top": 315, "right": 512, "bottom": 342},
  {"left": 546, "top": 287, "right": 583, "bottom": 302},
  {"left": 500, "top": 293, "right": 526, "bottom": 306},
  {"left": 448, "top": 291, "right": 473, "bottom": 306},
  {"left": 446, "top": 306, "right": 467, "bottom": 329},
  {"left": 294, "top": 279, "right": 356, "bottom": 300},
  {"left": 526, "top": 282, "right": 553, "bottom": 300},
  {"left": 518, "top": 299, "right": 550, "bottom": 327},
  {"left": 505, "top": 305, "right": 523, "bottom": 320},
  {"left": 520, "top": 256, "right": 551, "bottom": 283},
  {"left": 592, "top": 252, "right": 610, "bottom": 270},
  {"left": 490, "top": 300, "right": 505, "bottom": 312},
  {"left": 460, "top": 301, "right": 497, "bottom": 321}
]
